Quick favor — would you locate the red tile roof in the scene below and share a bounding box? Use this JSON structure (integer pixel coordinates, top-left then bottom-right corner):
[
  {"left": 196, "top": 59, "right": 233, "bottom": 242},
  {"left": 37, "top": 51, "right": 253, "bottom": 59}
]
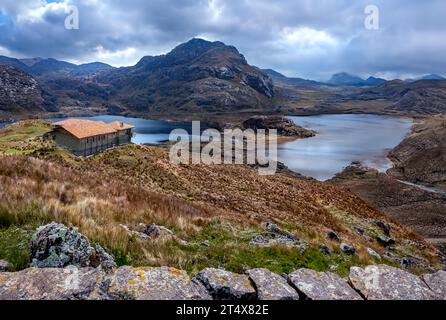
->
[{"left": 52, "top": 119, "right": 133, "bottom": 139}]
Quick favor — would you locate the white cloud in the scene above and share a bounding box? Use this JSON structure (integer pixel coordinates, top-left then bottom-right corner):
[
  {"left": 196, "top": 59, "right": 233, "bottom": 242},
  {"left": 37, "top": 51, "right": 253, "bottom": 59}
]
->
[
  {"left": 0, "top": 0, "right": 445, "bottom": 79},
  {"left": 277, "top": 27, "right": 338, "bottom": 48}
]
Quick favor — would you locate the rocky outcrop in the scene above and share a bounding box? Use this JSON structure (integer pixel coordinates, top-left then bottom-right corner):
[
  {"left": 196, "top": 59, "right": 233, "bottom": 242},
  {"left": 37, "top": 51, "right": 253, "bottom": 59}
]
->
[
  {"left": 0, "top": 267, "right": 107, "bottom": 300},
  {"left": 30, "top": 222, "right": 116, "bottom": 272},
  {"left": 1, "top": 223, "right": 445, "bottom": 300},
  {"left": 247, "top": 268, "right": 299, "bottom": 300},
  {"left": 288, "top": 269, "right": 363, "bottom": 300},
  {"left": 0, "top": 65, "right": 45, "bottom": 113},
  {"left": 243, "top": 116, "right": 316, "bottom": 138},
  {"left": 107, "top": 266, "right": 211, "bottom": 300},
  {"left": 349, "top": 265, "right": 437, "bottom": 300},
  {"left": 422, "top": 270, "right": 446, "bottom": 299},
  {"left": 249, "top": 223, "right": 308, "bottom": 252},
  {"left": 0, "top": 264, "right": 445, "bottom": 300},
  {"left": 194, "top": 268, "right": 256, "bottom": 300}
]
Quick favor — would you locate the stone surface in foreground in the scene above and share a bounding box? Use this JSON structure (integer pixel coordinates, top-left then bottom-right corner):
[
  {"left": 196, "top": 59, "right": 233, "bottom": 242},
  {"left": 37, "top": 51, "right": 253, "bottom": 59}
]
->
[
  {"left": 349, "top": 265, "right": 437, "bottom": 300},
  {"left": 288, "top": 268, "right": 363, "bottom": 300},
  {"left": 247, "top": 268, "right": 299, "bottom": 300},
  {"left": 422, "top": 270, "right": 446, "bottom": 300},
  {"left": 108, "top": 266, "right": 211, "bottom": 300},
  {"left": 194, "top": 268, "right": 256, "bottom": 300},
  {"left": 0, "top": 267, "right": 106, "bottom": 300}
]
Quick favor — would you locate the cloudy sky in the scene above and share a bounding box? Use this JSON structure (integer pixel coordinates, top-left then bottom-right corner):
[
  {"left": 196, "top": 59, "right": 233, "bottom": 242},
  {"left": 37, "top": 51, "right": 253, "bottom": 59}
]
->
[{"left": 0, "top": 0, "right": 444, "bottom": 80}]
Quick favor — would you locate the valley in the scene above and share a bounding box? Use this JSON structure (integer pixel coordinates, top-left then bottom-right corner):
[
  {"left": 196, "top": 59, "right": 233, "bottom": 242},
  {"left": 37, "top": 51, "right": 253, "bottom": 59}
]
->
[{"left": 1, "top": 38, "right": 446, "bottom": 297}]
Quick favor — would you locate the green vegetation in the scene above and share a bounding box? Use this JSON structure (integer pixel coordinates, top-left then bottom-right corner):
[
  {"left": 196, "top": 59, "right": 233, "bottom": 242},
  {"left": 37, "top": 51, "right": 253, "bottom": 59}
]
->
[
  {"left": 0, "top": 226, "right": 34, "bottom": 271},
  {"left": 0, "top": 120, "right": 53, "bottom": 155},
  {"left": 0, "top": 120, "right": 440, "bottom": 275}
]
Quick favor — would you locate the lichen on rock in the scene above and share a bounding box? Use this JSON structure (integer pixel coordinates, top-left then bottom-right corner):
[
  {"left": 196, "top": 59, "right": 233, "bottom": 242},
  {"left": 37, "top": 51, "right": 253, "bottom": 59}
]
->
[{"left": 30, "top": 222, "right": 116, "bottom": 272}]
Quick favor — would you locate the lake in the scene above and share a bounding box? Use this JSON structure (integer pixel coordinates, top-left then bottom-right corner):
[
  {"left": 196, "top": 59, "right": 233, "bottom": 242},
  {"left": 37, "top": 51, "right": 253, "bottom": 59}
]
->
[
  {"left": 279, "top": 114, "right": 413, "bottom": 180},
  {"left": 49, "top": 114, "right": 413, "bottom": 181}
]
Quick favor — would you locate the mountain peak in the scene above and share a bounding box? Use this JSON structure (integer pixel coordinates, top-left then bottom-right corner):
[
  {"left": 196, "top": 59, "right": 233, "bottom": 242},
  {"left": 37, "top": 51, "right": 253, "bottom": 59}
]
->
[{"left": 328, "top": 72, "right": 386, "bottom": 87}]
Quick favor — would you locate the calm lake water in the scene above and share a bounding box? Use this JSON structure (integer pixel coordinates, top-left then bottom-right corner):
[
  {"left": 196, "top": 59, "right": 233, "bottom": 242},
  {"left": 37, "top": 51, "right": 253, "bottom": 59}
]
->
[
  {"left": 49, "top": 114, "right": 412, "bottom": 181},
  {"left": 279, "top": 114, "right": 413, "bottom": 180}
]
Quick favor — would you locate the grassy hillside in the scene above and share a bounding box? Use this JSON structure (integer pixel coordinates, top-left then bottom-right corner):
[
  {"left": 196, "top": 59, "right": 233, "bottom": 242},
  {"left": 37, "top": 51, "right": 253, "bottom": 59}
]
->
[{"left": 0, "top": 121, "right": 442, "bottom": 274}]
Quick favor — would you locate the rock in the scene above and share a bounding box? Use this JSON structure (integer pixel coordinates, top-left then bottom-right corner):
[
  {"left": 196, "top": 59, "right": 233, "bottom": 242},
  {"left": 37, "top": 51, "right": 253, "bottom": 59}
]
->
[
  {"left": 288, "top": 269, "right": 362, "bottom": 300},
  {"left": 376, "top": 236, "right": 395, "bottom": 247},
  {"left": 30, "top": 222, "right": 116, "bottom": 272},
  {"left": 139, "top": 223, "right": 174, "bottom": 239},
  {"left": 247, "top": 268, "right": 299, "bottom": 300},
  {"left": 92, "top": 244, "right": 118, "bottom": 273},
  {"left": 340, "top": 243, "right": 355, "bottom": 255},
  {"left": 250, "top": 235, "right": 270, "bottom": 246},
  {"left": 266, "top": 223, "right": 299, "bottom": 241},
  {"left": 266, "top": 223, "right": 281, "bottom": 234},
  {"left": 201, "top": 240, "right": 211, "bottom": 247},
  {"left": 0, "top": 260, "right": 11, "bottom": 272},
  {"left": 352, "top": 226, "right": 365, "bottom": 235},
  {"left": 295, "top": 240, "right": 308, "bottom": 253},
  {"left": 120, "top": 224, "right": 149, "bottom": 240},
  {"left": 400, "top": 257, "right": 414, "bottom": 269},
  {"left": 327, "top": 230, "right": 340, "bottom": 242},
  {"left": 0, "top": 267, "right": 107, "bottom": 300},
  {"left": 250, "top": 225, "right": 301, "bottom": 248},
  {"left": 375, "top": 220, "right": 391, "bottom": 235},
  {"left": 194, "top": 268, "right": 256, "bottom": 300},
  {"left": 349, "top": 265, "right": 436, "bottom": 300},
  {"left": 422, "top": 270, "right": 446, "bottom": 299},
  {"left": 367, "top": 248, "right": 381, "bottom": 260},
  {"left": 320, "top": 244, "right": 331, "bottom": 256},
  {"left": 108, "top": 266, "right": 211, "bottom": 300}
]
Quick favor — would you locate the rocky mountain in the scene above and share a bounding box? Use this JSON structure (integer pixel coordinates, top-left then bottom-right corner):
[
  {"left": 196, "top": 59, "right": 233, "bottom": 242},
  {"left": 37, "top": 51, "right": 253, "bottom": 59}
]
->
[
  {"left": 0, "top": 55, "right": 113, "bottom": 79},
  {"left": 96, "top": 38, "right": 274, "bottom": 115},
  {"left": 327, "top": 72, "right": 387, "bottom": 87},
  {"left": 0, "top": 65, "right": 45, "bottom": 114},
  {"left": 349, "top": 79, "right": 446, "bottom": 115},
  {"left": 406, "top": 74, "right": 445, "bottom": 82},
  {"left": 261, "top": 69, "right": 326, "bottom": 87}
]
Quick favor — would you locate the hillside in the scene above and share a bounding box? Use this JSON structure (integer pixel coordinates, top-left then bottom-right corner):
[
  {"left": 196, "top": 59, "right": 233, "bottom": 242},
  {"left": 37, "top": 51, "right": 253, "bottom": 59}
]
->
[
  {"left": 0, "top": 65, "right": 45, "bottom": 115},
  {"left": 0, "top": 121, "right": 443, "bottom": 276},
  {"left": 330, "top": 164, "right": 446, "bottom": 254},
  {"left": 389, "top": 116, "right": 446, "bottom": 189}
]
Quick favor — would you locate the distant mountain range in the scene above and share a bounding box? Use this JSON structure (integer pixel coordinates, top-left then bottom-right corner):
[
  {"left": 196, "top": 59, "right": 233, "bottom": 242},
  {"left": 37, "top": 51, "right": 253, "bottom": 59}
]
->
[
  {"left": 405, "top": 74, "right": 445, "bottom": 82},
  {"left": 0, "top": 55, "right": 113, "bottom": 79},
  {"left": 326, "top": 72, "right": 387, "bottom": 87},
  {"left": 1, "top": 38, "right": 446, "bottom": 120},
  {"left": 261, "top": 69, "right": 326, "bottom": 87}
]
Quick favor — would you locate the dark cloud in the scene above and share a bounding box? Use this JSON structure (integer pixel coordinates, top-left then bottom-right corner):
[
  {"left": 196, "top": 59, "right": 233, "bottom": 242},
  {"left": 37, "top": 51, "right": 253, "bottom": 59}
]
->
[{"left": 0, "top": 0, "right": 444, "bottom": 80}]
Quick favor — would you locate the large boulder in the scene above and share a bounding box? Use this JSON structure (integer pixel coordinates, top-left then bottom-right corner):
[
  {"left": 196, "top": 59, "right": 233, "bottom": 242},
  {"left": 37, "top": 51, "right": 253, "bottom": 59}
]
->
[
  {"left": 0, "top": 267, "right": 107, "bottom": 300},
  {"left": 30, "top": 223, "right": 116, "bottom": 272},
  {"left": 349, "top": 265, "right": 436, "bottom": 300},
  {"left": 194, "top": 268, "right": 256, "bottom": 300},
  {"left": 107, "top": 266, "right": 211, "bottom": 300},
  {"left": 422, "top": 270, "right": 446, "bottom": 299},
  {"left": 247, "top": 268, "right": 299, "bottom": 300},
  {"left": 288, "top": 269, "right": 362, "bottom": 300}
]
